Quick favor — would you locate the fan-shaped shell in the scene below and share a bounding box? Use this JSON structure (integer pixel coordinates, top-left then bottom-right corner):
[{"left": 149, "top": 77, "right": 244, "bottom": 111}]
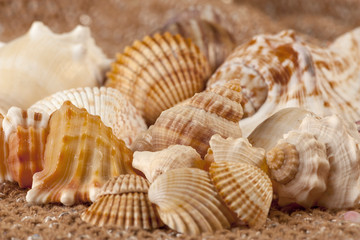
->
[
  {"left": 81, "top": 175, "right": 163, "bottom": 229},
  {"left": 148, "top": 168, "right": 235, "bottom": 235},
  {"left": 2, "top": 107, "right": 49, "bottom": 188},
  {"left": 29, "top": 87, "right": 147, "bottom": 147},
  {"left": 0, "top": 21, "right": 110, "bottom": 112},
  {"left": 131, "top": 80, "right": 243, "bottom": 157},
  {"left": 133, "top": 145, "right": 207, "bottom": 183},
  {"left": 0, "top": 114, "right": 9, "bottom": 182},
  {"left": 209, "top": 161, "right": 272, "bottom": 228},
  {"left": 26, "top": 101, "right": 134, "bottom": 206},
  {"left": 106, "top": 32, "right": 211, "bottom": 125}
]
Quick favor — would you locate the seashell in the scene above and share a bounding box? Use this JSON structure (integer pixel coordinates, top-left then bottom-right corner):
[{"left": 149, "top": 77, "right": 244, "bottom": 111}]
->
[
  {"left": 2, "top": 107, "right": 49, "bottom": 188},
  {"left": 0, "top": 114, "right": 10, "bottom": 182},
  {"left": 133, "top": 145, "right": 208, "bottom": 183},
  {"left": 148, "top": 168, "right": 236, "bottom": 235},
  {"left": 29, "top": 87, "right": 147, "bottom": 147},
  {"left": 81, "top": 175, "right": 163, "bottom": 229},
  {"left": 26, "top": 101, "right": 134, "bottom": 206},
  {"left": 106, "top": 32, "right": 211, "bottom": 125},
  {"left": 131, "top": 80, "right": 243, "bottom": 158},
  {"left": 207, "top": 28, "right": 360, "bottom": 137},
  {"left": 207, "top": 134, "right": 267, "bottom": 172},
  {"left": 0, "top": 21, "right": 110, "bottom": 112},
  {"left": 209, "top": 161, "right": 272, "bottom": 228}
]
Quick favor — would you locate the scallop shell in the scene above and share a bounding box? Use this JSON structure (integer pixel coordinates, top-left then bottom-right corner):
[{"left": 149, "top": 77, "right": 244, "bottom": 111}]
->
[
  {"left": 209, "top": 161, "right": 272, "bottom": 228},
  {"left": 0, "top": 21, "right": 110, "bottom": 112},
  {"left": 207, "top": 134, "right": 267, "bottom": 172},
  {"left": 131, "top": 80, "right": 243, "bottom": 157},
  {"left": 0, "top": 114, "right": 10, "bottom": 182},
  {"left": 148, "top": 168, "right": 235, "bottom": 235},
  {"left": 26, "top": 101, "right": 134, "bottom": 206},
  {"left": 106, "top": 32, "right": 211, "bottom": 125},
  {"left": 207, "top": 28, "right": 360, "bottom": 137},
  {"left": 133, "top": 145, "right": 208, "bottom": 183},
  {"left": 2, "top": 107, "right": 49, "bottom": 188},
  {"left": 81, "top": 175, "right": 163, "bottom": 229},
  {"left": 29, "top": 87, "right": 147, "bottom": 147}
]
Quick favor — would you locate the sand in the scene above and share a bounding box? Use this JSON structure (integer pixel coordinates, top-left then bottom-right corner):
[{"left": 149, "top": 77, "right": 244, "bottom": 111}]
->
[{"left": 1, "top": 0, "right": 360, "bottom": 239}]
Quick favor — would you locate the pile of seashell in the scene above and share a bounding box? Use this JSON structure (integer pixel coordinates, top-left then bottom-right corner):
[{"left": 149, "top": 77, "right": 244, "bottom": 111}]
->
[{"left": 1, "top": 5, "right": 360, "bottom": 236}]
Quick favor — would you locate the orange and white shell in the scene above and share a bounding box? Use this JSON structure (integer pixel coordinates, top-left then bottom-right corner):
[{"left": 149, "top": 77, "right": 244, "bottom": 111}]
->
[
  {"left": 148, "top": 168, "right": 236, "bottom": 235},
  {"left": 209, "top": 161, "right": 272, "bottom": 228},
  {"left": 0, "top": 21, "right": 110, "bottom": 114},
  {"left": 26, "top": 101, "right": 134, "bottom": 206},
  {"left": 131, "top": 80, "right": 243, "bottom": 157},
  {"left": 81, "top": 175, "right": 163, "bottom": 229},
  {"left": 29, "top": 87, "right": 147, "bottom": 147},
  {"left": 0, "top": 114, "right": 9, "bottom": 182},
  {"left": 133, "top": 145, "right": 207, "bottom": 183},
  {"left": 208, "top": 28, "right": 360, "bottom": 136},
  {"left": 106, "top": 32, "right": 211, "bottom": 125}
]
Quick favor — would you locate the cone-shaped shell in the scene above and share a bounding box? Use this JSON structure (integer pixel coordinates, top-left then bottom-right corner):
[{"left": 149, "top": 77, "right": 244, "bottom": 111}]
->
[
  {"left": 29, "top": 87, "right": 147, "bottom": 147},
  {"left": 132, "top": 80, "right": 243, "bottom": 157},
  {"left": 26, "top": 101, "right": 134, "bottom": 206},
  {"left": 2, "top": 107, "right": 49, "bottom": 188},
  {"left": 106, "top": 32, "right": 211, "bottom": 125},
  {"left": 148, "top": 168, "right": 236, "bottom": 235},
  {"left": 0, "top": 21, "right": 110, "bottom": 113},
  {"left": 209, "top": 161, "right": 272, "bottom": 228},
  {"left": 133, "top": 145, "right": 207, "bottom": 183},
  {"left": 208, "top": 134, "right": 267, "bottom": 172},
  {"left": 0, "top": 114, "right": 9, "bottom": 181},
  {"left": 81, "top": 175, "right": 163, "bottom": 229}
]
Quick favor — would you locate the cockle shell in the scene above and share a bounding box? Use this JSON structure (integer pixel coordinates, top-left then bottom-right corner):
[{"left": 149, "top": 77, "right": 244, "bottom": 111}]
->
[
  {"left": 0, "top": 114, "right": 9, "bottom": 182},
  {"left": 133, "top": 145, "right": 207, "bottom": 183},
  {"left": 106, "top": 32, "right": 211, "bottom": 125},
  {"left": 29, "top": 87, "right": 147, "bottom": 147},
  {"left": 2, "top": 107, "right": 49, "bottom": 188},
  {"left": 81, "top": 175, "right": 163, "bottom": 229},
  {"left": 209, "top": 161, "right": 272, "bottom": 228},
  {"left": 208, "top": 28, "right": 360, "bottom": 137},
  {"left": 26, "top": 101, "right": 134, "bottom": 206},
  {"left": 148, "top": 168, "right": 236, "bottom": 235},
  {"left": 0, "top": 21, "right": 110, "bottom": 114},
  {"left": 131, "top": 80, "right": 243, "bottom": 157}
]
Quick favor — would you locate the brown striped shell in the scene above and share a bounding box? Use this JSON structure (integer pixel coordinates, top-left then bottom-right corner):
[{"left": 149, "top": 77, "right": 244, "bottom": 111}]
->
[
  {"left": 0, "top": 114, "right": 9, "bottom": 182},
  {"left": 106, "top": 32, "right": 211, "bottom": 125}
]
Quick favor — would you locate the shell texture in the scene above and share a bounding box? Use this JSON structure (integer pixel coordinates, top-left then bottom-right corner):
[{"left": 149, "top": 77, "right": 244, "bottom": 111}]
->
[
  {"left": 26, "top": 101, "right": 134, "bottom": 206},
  {"left": 0, "top": 21, "right": 110, "bottom": 112},
  {"left": 208, "top": 28, "right": 360, "bottom": 137},
  {"left": 29, "top": 87, "right": 147, "bottom": 147},
  {"left": 0, "top": 114, "right": 9, "bottom": 182},
  {"left": 148, "top": 168, "right": 236, "bottom": 235},
  {"left": 81, "top": 175, "right": 163, "bottom": 229},
  {"left": 209, "top": 161, "right": 272, "bottom": 228},
  {"left": 2, "top": 107, "right": 50, "bottom": 188},
  {"left": 131, "top": 80, "right": 243, "bottom": 157},
  {"left": 133, "top": 145, "right": 206, "bottom": 183},
  {"left": 106, "top": 32, "right": 211, "bottom": 125}
]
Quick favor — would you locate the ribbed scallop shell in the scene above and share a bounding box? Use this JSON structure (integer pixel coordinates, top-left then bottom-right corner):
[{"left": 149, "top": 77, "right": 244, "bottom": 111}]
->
[
  {"left": 106, "top": 32, "right": 211, "bottom": 125},
  {"left": 0, "top": 21, "right": 110, "bottom": 112},
  {"left": 209, "top": 161, "right": 272, "bottom": 228},
  {"left": 133, "top": 145, "right": 207, "bottom": 183},
  {"left": 148, "top": 168, "right": 235, "bottom": 235},
  {"left": 81, "top": 175, "right": 163, "bottom": 229},
  {"left": 0, "top": 114, "right": 9, "bottom": 181},
  {"left": 29, "top": 87, "right": 147, "bottom": 147},
  {"left": 2, "top": 107, "right": 49, "bottom": 188},
  {"left": 131, "top": 80, "right": 243, "bottom": 157},
  {"left": 26, "top": 101, "right": 134, "bottom": 206}
]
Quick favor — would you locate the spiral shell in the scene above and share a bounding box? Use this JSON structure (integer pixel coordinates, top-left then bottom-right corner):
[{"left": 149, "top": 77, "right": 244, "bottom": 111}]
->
[
  {"left": 106, "top": 32, "right": 211, "bottom": 125},
  {"left": 26, "top": 101, "right": 134, "bottom": 206}
]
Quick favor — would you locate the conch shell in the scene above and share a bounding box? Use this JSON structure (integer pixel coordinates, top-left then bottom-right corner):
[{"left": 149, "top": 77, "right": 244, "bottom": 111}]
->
[
  {"left": 106, "top": 32, "right": 211, "bottom": 125},
  {"left": 26, "top": 101, "right": 134, "bottom": 206},
  {"left": 131, "top": 80, "right": 243, "bottom": 157},
  {"left": 29, "top": 87, "right": 147, "bottom": 147},
  {"left": 0, "top": 21, "right": 110, "bottom": 114},
  {"left": 208, "top": 28, "right": 360, "bottom": 136}
]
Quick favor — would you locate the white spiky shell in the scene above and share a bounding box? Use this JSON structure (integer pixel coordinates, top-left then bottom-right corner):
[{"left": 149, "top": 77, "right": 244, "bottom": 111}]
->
[
  {"left": 0, "top": 21, "right": 110, "bottom": 113},
  {"left": 29, "top": 87, "right": 147, "bottom": 147}
]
